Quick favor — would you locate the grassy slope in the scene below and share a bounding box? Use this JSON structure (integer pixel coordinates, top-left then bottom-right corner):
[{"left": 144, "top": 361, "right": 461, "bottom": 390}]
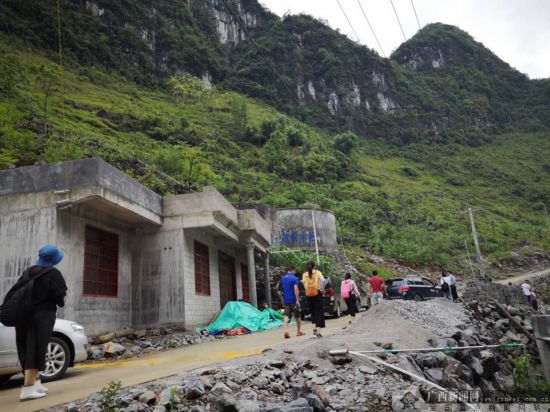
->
[{"left": 1, "top": 36, "right": 549, "bottom": 272}]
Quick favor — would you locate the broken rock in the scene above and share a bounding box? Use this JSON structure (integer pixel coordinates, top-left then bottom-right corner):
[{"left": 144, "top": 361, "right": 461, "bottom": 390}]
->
[
  {"left": 103, "top": 342, "right": 125, "bottom": 358},
  {"left": 184, "top": 381, "right": 205, "bottom": 400},
  {"left": 138, "top": 391, "right": 156, "bottom": 405}
]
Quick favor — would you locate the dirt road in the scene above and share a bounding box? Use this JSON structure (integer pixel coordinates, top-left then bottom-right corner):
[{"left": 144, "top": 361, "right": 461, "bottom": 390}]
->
[
  {"left": 0, "top": 316, "right": 350, "bottom": 412},
  {"left": 495, "top": 267, "right": 550, "bottom": 285}
]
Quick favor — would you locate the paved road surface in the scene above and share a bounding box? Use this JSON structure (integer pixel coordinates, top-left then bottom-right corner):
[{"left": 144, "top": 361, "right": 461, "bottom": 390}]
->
[
  {"left": 495, "top": 267, "right": 550, "bottom": 285},
  {"left": 0, "top": 316, "right": 351, "bottom": 411}
]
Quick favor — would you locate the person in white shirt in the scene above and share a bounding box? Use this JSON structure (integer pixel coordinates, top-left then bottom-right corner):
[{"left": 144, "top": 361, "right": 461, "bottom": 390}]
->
[
  {"left": 440, "top": 273, "right": 453, "bottom": 301},
  {"left": 521, "top": 281, "right": 532, "bottom": 306}
]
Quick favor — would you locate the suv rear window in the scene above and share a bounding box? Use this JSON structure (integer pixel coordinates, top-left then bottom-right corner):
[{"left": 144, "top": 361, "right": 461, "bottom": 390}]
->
[{"left": 388, "top": 279, "right": 404, "bottom": 287}]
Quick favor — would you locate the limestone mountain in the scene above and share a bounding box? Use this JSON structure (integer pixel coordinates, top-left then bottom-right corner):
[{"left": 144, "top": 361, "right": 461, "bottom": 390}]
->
[
  {"left": 2, "top": 1, "right": 548, "bottom": 144},
  {"left": 1, "top": 0, "right": 549, "bottom": 267}
]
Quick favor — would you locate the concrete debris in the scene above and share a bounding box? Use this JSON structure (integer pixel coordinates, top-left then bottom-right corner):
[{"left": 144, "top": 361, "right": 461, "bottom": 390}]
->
[{"left": 86, "top": 330, "right": 215, "bottom": 362}]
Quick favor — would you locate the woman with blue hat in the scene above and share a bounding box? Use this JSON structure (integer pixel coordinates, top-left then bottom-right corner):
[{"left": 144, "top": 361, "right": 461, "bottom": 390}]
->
[{"left": 6, "top": 244, "right": 67, "bottom": 401}]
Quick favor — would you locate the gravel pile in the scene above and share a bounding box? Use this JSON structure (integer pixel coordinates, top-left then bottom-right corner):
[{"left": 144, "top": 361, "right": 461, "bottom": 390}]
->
[{"left": 384, "top": 298, "right": 472, "bottom": 336}]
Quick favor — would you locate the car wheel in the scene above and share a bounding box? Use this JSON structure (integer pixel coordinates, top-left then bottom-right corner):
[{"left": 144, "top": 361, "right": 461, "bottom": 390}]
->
[
  {"left": 333, "top": 303, "right": 341, "bottom": 318},
  {"left": 41, "top": 336, "right": 70, "bottom": 382},
  {"left": 414, "top": 294, "right": 423, "bottom": 302}
]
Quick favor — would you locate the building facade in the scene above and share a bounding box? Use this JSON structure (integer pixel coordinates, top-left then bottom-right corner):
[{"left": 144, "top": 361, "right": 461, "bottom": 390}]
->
[{"left": 0, "top": 158, "right": 270, "bottom": 335}]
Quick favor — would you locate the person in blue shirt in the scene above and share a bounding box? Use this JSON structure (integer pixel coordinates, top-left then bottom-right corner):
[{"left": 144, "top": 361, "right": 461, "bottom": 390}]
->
[{"left": 281, "top": 266, "right": 304, "bottom": 339}]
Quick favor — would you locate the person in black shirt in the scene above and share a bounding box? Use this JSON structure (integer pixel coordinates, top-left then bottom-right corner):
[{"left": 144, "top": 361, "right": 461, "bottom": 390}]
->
[{"left": 12, "top": 244, "right": 67, "bottom": 401}]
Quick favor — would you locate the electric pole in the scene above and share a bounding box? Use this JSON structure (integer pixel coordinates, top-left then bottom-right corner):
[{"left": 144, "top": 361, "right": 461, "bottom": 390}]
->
[{"left": 466, "top": 207, "right": 487, "bottom": 281}]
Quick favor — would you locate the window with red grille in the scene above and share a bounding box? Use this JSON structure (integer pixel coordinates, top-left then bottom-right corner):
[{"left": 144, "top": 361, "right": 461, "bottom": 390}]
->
[
  {"left": 83, "top": 226, "right": 119, "bottom": 297},
  {"left": 194, "top": 241, "right": 210, "bottom": 295},
  {"left": 241, "top": 263, "right": 250, "bottom": 301}
]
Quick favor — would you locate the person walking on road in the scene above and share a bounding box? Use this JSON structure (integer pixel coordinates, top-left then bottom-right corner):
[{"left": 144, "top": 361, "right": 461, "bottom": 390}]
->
[
  {"left": 341, "top": 272, "right": 361, "bottom": 324},
  {"left": 302, "top": 261, "right": 325, "bottom": 337},
  {"left": 368, "top": 270, "right": 385, "bottom": 304},
  {"left": 281, "top": 266, "right": 304, "bottom": 339},
  {"left": 1, "top": 245, "right": 67, "bottom": 401},
  {"left": 521, "top": 280, "right": 532, "bottom": 306}
]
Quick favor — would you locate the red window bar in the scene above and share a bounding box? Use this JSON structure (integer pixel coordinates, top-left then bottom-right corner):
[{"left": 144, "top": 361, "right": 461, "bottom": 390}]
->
[
  {"left": 241, "top": 263, "right": 250, "bottom": 301},
  {"left": 194, "top": 241, "right": 210, "bottom": 296},
  {"left": 83, "top": 226, "right": 119, "bottom": 297}
]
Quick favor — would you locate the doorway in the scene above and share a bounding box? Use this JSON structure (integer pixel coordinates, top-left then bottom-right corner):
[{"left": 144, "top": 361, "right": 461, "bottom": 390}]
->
[{"left": 218, "top": 251, "right": 236, "bottom": 308}]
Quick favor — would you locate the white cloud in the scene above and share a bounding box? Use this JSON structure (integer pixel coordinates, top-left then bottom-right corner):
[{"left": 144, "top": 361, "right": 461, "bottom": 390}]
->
[{"left": 260, "top": 0, "right": 550, "bottom": 79}]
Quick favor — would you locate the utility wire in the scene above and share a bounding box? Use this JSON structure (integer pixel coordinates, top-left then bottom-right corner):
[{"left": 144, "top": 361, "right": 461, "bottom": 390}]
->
[
  {"left": 410, "top": 0, "right": 422, "bottom": 31},
  {"left": 219, "top": 0, "right": 301, "bottom": 104},
  {"left": 356, "top": 0, "right": 386, "bottom": 57},
  {"left": 388, "top": 0, "right": 407, "bottom": 41},
  {"left": 335, "top": 0, "right": 361, "bottom": 43}
]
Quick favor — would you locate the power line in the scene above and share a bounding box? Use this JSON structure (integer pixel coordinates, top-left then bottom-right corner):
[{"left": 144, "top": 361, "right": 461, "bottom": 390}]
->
[
  {"left": 356, "top": 0, "right": 386, "bottom": 57},
  {"left": 335, "top": 0, "right": 361, "bottom": 42},
  {"left": 410, "top": 0, "right": 422, "bottom": 31},
  {"left": 219, "top": 0, "right": 301, "bottom": 105},
  {"left": 388, "top": 0, "right": 407, "bottom": 41}
]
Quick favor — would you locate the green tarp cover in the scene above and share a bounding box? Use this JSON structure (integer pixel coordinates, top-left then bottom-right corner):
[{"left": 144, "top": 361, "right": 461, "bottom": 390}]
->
[{"left": 202, "top": 301, "right": 284, "bottom": 334}]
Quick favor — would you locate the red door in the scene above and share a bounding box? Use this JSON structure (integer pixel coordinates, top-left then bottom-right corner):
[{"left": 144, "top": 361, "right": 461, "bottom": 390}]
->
[{"left": 218, "top": 252, "right": 236, "bottom": 308}]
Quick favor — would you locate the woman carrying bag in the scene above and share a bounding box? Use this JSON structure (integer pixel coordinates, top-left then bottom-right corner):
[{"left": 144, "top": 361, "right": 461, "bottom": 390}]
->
[
  {"left": 302, "top": 261, "right": 325, "bottom": 337},
  {"left": 341, "top": 272, "right": 361, "bottom": 324},
  {"left": 2, "top": 244, "right": 67, "bottom": 401}
]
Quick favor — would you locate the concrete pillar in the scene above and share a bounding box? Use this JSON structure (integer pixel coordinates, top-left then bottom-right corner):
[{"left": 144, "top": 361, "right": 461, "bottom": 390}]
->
[
  {"left": 532, "top": 315, "right": 550, "bottom": 383},
  {"left": 264, "top": 253, "right": 271, "bottom": 308},
  {"left": 246, "top": 242, "right": 258, "bottom": 308}
]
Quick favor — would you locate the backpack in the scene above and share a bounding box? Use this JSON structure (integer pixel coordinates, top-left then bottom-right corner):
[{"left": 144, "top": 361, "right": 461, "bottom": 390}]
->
[
  {"left": 441, "top": 281, "right": 450, "bottom": 293},
  {"left": 0, "top": 267, "right": 53, "bottom": 327},
  {"left": 304, "top": 272, "right": 319, "bottom": 297},
  {"left": 341, "top": 280, "right": 352, "bottom": 299}
]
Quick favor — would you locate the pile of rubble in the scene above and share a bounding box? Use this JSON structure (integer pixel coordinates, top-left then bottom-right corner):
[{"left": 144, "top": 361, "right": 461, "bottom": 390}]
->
[
  {"left": 62, "top": 350, "right": 408, "bottom": 412},
  {"left": 86, "top": 329, "right": 216, "bottom": 361},
  {"left": 58, "top": 296, "right": 544, "bottom": 411}
]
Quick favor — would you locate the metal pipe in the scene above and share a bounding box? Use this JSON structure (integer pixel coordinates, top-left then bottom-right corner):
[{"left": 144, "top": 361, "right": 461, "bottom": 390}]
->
[
  {"left": 329, "top": 343, "right": 523, "bottom": 356},
  {"left": 311, "top": 209, "right": 320, "bottom": 267}
]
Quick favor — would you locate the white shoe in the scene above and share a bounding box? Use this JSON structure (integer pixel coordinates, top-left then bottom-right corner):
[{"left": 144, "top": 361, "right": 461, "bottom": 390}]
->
[
  {"left": 34, "top": 379, "right": 48, "bottom": 393},
  {"left": 20, "top": 385, "right": 47, "bottom": 401}
]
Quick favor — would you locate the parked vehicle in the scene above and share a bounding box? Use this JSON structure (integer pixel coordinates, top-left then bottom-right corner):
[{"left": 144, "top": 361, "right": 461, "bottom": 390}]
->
[
  {"left": 299, "top": 276, "right": 341, "bottom": 319},
  {"left": 385, "top": 276, "right": 443, "bottom": 301},
  {"left": 0, "top": 319, "right": 88, "bottom": 385}
]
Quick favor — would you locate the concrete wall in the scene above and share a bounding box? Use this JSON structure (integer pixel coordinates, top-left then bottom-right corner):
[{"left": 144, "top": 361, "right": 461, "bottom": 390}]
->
[
  {"left": 164, "top": 187, "right": 238, "bottom": 225},
  {"left": 0, "top": 158, "right": 162, "bottom": 217},
  {"left": 130, "top": 217, "right": 185, "bottom": 329},
  {"left": 463, "top": 282, "right": 529, "bottom": 307},
  {"left": 0, "top": 192, "right": 58, "bottom": 299},
  {"left": 271, "top": 208, "right": 337, "bottom": 251},
  {"left": 57, "top": 205, "right": 134, "bottom": 335}
]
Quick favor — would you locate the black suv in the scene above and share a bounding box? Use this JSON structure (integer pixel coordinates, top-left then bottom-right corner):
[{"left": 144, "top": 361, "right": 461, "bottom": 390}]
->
[
  {"left": 298, "top": 276, "right": 341, "bottom": 319},
  {"left": 385, "top": 276, "right": 443, "bottom": 301}
]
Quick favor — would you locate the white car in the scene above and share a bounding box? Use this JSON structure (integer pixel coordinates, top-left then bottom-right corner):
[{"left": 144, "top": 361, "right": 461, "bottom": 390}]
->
[{"left": 0, "top": 319, "right": 88, "bottom": 384}]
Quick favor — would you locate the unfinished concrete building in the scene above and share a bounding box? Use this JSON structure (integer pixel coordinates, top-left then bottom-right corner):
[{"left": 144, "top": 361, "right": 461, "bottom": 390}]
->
[{"left": 0, "top": 158, "right": 271, "bottom": 334}]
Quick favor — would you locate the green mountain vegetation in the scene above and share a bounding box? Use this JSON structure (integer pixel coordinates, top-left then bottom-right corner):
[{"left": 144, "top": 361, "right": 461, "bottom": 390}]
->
[{"left": 1, "top": 0, "right": 549, "bottom": 272}]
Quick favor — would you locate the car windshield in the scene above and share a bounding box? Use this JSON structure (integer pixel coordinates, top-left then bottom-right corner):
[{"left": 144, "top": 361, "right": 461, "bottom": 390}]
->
[{"left": 387, "top": 279, "right": 404, "bottom": 287}]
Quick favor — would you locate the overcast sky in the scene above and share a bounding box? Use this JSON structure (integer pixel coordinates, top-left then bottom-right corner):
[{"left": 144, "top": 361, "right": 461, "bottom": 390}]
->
[{"left": 260, "top": 0, "right": 550, "bottom": 79}]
